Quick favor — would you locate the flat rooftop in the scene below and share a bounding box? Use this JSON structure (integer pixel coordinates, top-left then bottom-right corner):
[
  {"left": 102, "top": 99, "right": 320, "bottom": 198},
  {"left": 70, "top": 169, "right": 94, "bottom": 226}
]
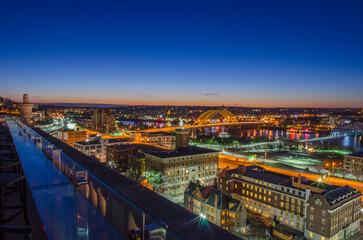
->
[
  {"left": 107, "top": 143, "right": 163, "bottom": 152},
  {"left": 347, "top": 151, "right": 363, "bottom": 158},
  {"left": 229, "top": 165, "right": 291, "bottom": 185},
  {"left": 145, "top": 146, "right": 219, "bottom": 158}
]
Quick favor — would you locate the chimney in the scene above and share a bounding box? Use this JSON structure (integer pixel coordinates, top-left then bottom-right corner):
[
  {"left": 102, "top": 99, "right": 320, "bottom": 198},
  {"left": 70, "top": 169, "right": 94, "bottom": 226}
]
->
[
  {"left": 298, "top": 174, "right": 301, "bottom": 187},
  {"left": 214, "top": 194, "right": 219, "bottom": 208},
  {"left": 175, "top": 128, "right": 190, "bottom": 148}
]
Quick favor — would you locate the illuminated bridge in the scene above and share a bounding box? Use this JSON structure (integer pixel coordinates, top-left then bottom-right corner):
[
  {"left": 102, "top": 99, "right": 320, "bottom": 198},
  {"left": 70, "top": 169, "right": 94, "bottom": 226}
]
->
[
  {"left": 192, "top": 110, "right": 239, "bottom": 126},
  {"left": 140, "top": 110, "right": 261, "bottom": 133}
]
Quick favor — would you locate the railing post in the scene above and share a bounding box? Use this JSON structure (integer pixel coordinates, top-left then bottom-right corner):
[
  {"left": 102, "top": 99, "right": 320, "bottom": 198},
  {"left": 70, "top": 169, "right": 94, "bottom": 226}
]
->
[{"left": 142, "top": 211, "right": 145, "bottom": 240}]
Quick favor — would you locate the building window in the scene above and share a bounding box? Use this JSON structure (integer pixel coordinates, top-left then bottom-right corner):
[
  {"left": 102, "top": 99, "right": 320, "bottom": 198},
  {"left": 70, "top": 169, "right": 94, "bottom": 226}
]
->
[
  {"left": 322, "top": 219, "right": 326, "bottom": 225},
  {"left": 291, "top": 221, "right": 294, "bottom": 227},
  {"left": 311, "top": 207, "right": 314, "bottom": 213},
  {"left": 309, "top": 232, "right": 313, "bottom": 239},
  {"left": 310, "top": 215, "right": 314, "bottom": 220}
]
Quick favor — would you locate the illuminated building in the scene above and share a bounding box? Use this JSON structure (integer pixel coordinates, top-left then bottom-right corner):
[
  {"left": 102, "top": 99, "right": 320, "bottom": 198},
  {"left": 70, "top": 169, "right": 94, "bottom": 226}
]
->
[
  {"left": 57, "top": 129, "right": 87, "bottom": 146},
  {"left": 219, "top": 165, "right": 361, "bottom": 240},
  {"left": 93, "top": 109, "right": 116, "bottom": 132},
  {"left": 184, "top": 181, "right": 246, "bottom": 232},
  {"left": 106, "top": 144, "right": 162, "bottom": 172},
  {"left": 144, "top": 146, "right": 219, "bottom": 194},
  {"left": 73, "top": 138, "right": 133, "bottom": 162},
  {"left": 343, "top": 152, "right": 363, "bottom": 172},
  {"left": 133, "top": 131, "right": 176, "bottom": 148}
]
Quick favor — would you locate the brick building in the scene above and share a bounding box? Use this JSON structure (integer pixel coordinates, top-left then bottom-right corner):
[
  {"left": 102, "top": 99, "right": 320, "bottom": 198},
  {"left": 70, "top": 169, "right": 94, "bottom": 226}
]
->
[
  {"left": 344, "top": 152, "right": 363, "bottom": 172},
  {"left": 219, "top": 165, "right": 361, "bottom": 240},
  {"left": 184, "top": 181, "right": 246, "bottom": 232},
  {"left": 57, "top": 129, "right": 87, "bottom": 146},
  {"left": 106, "top": 144, "right": 162, "bottom": 172},
  {"left": 73, "top": 138, "right": 133, "bottom": 162},
  {"left": 144, "top": 146, "right": 219, "bottom": 194}
]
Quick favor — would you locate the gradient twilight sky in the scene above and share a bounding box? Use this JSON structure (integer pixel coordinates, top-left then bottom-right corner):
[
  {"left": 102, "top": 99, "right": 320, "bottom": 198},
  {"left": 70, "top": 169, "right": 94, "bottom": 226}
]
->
[{"left": 1, "top": 0, "right": 363, "bottom": 107}]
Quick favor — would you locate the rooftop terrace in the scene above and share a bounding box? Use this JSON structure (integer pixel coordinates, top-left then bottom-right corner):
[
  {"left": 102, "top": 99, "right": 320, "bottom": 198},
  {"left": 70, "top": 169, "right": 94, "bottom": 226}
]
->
[{"left": 6, "top": 117, "right": 240, "bottom": 240}]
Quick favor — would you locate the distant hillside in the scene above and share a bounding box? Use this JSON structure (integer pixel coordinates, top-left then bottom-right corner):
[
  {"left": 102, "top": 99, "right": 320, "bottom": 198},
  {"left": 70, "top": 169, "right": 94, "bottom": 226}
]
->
[{"left": 37, "top": 103, "right": 127, "bottom": 108}]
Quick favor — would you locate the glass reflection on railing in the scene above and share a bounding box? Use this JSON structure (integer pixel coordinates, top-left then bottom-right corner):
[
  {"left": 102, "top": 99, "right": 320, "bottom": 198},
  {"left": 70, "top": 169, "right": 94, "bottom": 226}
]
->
[{"left": 16, "top": 119, "right": 182, "bottom": 240}]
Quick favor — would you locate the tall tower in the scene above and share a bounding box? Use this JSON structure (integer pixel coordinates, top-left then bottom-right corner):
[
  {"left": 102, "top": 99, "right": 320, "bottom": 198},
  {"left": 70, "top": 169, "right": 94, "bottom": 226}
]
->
[
  {"left": 20, "top": 94, "right": 34, "bottom": 124},
  {"left": 175, "top": 128, "right": 190, "bottom": 148}
]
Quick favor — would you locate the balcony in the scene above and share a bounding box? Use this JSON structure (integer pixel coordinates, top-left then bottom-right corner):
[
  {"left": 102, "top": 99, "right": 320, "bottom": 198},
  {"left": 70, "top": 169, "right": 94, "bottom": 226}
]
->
[{"left": 2, "top": 116, "right": 240, "bottom": 240}]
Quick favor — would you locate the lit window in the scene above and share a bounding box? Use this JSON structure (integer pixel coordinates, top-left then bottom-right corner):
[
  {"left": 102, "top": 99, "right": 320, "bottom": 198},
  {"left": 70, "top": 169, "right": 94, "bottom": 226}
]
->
[{"left": 309, "top": 232, "right": 313, "bottom": 238}]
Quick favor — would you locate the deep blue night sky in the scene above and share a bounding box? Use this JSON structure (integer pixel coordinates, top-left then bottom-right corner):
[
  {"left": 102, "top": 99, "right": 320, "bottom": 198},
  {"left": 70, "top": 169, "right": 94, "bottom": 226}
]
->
[{"left": 1, "top": 0, "right": 362, "bottom": 107}]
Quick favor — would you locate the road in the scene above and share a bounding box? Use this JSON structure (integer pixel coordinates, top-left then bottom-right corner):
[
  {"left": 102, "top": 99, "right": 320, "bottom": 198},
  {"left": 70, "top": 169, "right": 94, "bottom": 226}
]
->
[{"left": 219, "top": 155, "right": 363, "bottom": 200}]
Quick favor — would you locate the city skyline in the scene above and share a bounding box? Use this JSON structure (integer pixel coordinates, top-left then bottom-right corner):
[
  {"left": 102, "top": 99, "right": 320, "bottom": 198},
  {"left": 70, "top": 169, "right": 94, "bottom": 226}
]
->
[{"left": 1, "top": 0, "right": 363, "bottom": 107}]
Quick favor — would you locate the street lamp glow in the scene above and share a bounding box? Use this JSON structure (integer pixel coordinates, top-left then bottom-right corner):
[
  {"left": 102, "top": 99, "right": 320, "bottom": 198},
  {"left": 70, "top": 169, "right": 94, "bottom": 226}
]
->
[{"left": 200, "top": 213, "right": 206, "bottom": 219}]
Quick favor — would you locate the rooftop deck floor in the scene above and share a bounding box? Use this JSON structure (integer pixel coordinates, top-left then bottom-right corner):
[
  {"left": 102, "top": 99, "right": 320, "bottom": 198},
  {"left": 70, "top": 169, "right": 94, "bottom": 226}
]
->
[{"left": 7, "top": 120, "right": 125, "bottom": 240}]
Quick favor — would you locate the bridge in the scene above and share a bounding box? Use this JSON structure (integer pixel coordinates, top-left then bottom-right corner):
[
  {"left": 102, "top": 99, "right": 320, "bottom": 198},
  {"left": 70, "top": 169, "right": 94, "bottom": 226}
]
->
[
  {"left": 140, "top": 110, "right": 261, "bottom": 133},
  {"left": 140, "top": 121, "right": 261, "bottom": 132}
]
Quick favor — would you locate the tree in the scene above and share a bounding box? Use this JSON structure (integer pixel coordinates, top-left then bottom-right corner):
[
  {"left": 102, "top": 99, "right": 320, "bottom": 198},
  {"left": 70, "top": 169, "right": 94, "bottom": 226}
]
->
[
  {"left": 351, "top": 170, "right": 363, "bottom": 181},
  {"left": 146, "top": 169, "right": 163, "bottom": 191},
  {"left": 337, "top": 168, "right": 349, "bottom": 178},
  {"left": 313, "top": 165, "right": 325, "bottom": 175},
  {"left": 125, "top": 169, "right": 138, "bottom": 181}
]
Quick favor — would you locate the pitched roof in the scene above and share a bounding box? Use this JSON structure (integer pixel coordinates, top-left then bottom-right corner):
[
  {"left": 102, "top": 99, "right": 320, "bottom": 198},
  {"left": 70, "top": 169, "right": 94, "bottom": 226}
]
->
[
  {"left": 185, "top": 182, "right": 242, "bottom": 212},
  {"left": 322, "top": 185, "right": 361, "bottom": 206}
]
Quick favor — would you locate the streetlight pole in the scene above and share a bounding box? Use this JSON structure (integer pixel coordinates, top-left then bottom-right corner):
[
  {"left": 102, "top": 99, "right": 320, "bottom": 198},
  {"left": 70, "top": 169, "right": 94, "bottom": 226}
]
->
[{"left": 332, "top": 162, "right": 335, "bottom": 177}]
